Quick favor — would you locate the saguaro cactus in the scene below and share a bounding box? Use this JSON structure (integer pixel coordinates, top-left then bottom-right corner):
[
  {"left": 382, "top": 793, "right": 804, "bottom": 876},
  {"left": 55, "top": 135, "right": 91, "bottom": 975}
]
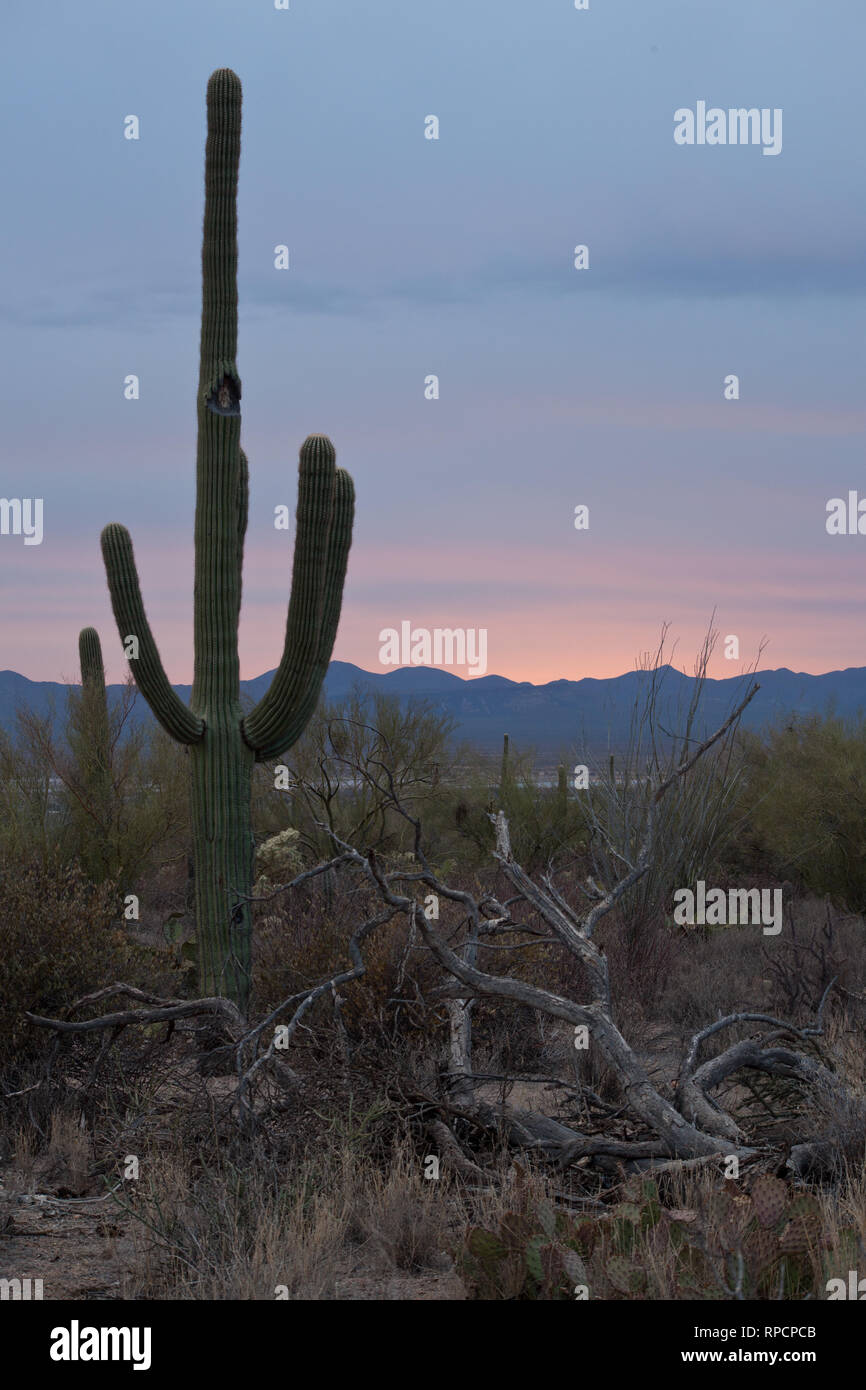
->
[
  {"left": 499, "top": 733, "right": 511, "bottom": 799},
  {"left": 71, "top": 627, "right": 113, "bottom": 877},
  {"left": 77, "top": 627, "right": 110, "bottom": 770},
  {"left": 556, "top": 763, "right": 568, "bottom": 820},
  {"left": 100, "top": 69, "right": 354, "bottom": 1013}
]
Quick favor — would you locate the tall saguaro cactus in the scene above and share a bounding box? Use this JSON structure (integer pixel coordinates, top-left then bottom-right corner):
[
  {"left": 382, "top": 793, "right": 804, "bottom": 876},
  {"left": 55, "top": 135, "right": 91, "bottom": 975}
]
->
[{"left": 100, "top": 69, "right": 354, "bottom": 1013}]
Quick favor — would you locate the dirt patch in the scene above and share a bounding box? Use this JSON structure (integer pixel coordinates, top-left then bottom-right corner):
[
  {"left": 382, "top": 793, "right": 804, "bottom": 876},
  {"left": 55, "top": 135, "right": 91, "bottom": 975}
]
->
[
  {"left": 0, "top": 1167, "right": 468, "bottom": 1302},
  {"left": 0, "top": 1176, "right": 136, "bottom": 1300},
  {"left": 334, "top": 1270, "right": 464, "bottom": 1299}
]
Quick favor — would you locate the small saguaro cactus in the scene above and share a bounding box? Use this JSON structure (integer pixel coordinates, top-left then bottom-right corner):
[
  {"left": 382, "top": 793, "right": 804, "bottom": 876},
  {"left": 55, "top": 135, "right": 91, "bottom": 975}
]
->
[
  {"left": 77, "top": 627, "right": 110, "bottom": 776},
  {"left": 71, "top": 627, "right": 113, "bottom": 877},
  {"left": 100, "top": 69, "right": 354, "bottom": 1013},
  {"left": 556, "top": 763, "right": 567, "bottom": 819},
  {"left": 79, "top": 625, "right": 106, "bottom": 686},
  {"left": 499, "top": 733, "right": 511, "bottom": 799}
]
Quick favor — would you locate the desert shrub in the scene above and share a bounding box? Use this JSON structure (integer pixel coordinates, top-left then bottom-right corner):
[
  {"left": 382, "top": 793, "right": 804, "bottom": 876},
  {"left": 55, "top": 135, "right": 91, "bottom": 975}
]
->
[
  {"left": 252, "top": 864, "right": 443, "bottom": 1042},
  {"left": 449, "top": 743, "right": 586, "bottom": 875},
  {"left": 734, "top": 713, "right": 866, "bottom": 911},
  {"left": 600, "top": 909, "right": 676, "bottom": 1019},
  {"left": 263, "top": 686, "right": 456, "bottom": 862},
  {"left": 0, "top": 719, "right": 57, "bottom": 866},
  {"left": 576, "top": 639, "right": 752, "bottom": 935},
  {"left": 0, "top": 694, "right": 189, "bottom": 891},
  {"left": 0, "top": 857, "right": 135, "bottom": 1056}
]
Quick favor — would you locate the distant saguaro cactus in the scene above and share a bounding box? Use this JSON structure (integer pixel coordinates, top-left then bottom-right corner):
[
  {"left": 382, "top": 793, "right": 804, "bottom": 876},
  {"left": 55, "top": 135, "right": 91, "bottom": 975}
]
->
[
  {"left": 499, "top": 733, "right": 511, "bottom": 803},
  {"left": 100, "top": 70, "right": 354, "bottom": 1012},
  {"left": 70, "top": 627, "right": 113, "bottom": 878},
  {"left": 556, "top": 763, "right": 568, "bottom": 820},
  {"left": 79, "top": 625, "right": 106, "bottom": 689},
  {"left": 77, "top": 627, "right": 110, "bottom": 783}
]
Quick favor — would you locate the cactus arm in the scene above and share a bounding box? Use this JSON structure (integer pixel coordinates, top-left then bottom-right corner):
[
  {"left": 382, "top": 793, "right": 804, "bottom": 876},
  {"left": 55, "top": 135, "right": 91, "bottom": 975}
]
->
[
  {"left": 249, "top": 464, "right": 353, "bottom": 762},
  {"left": 101, "top": 523, "right": 204, "bottom": 745},
  {"left": 242, "top": 437, "right": 354, "bottom": 761}
]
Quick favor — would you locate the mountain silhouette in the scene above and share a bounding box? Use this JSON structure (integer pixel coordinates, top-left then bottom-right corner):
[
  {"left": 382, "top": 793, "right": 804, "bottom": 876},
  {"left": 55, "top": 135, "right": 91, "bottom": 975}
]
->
[{"left": 1, "top": 660, "right": 864, "bottom": 759}]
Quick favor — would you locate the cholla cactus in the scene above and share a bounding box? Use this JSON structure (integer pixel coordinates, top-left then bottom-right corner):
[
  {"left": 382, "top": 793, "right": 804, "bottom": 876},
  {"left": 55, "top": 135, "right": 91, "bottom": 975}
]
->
[
  {"left": 100, "top": 71, "right": 354, "bottom": 1012},
  {"left": 255, "top": 828, "right": 303, "bottom": 885}
]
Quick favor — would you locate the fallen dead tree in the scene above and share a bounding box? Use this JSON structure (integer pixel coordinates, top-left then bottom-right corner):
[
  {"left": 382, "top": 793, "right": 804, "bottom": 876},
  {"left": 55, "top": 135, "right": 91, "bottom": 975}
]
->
[
  {"left": 300, "top": 683, "right": 855, "bottom": 1180},
  {"left": 21, "top": 679, "right": 859, "bottom": 1179}
]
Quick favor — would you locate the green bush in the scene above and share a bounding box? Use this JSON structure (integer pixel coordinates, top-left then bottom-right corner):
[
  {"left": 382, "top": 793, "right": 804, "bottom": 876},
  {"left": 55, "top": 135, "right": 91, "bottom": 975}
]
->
[
  {"left": 734, "top": 714, "right": 866, "bottom": 910},
  {"left": 449, "top": 738, "right": 585, "bottom": 875},
  {"left": 0, "top": 694, "right": 189, "bottom": 893}
]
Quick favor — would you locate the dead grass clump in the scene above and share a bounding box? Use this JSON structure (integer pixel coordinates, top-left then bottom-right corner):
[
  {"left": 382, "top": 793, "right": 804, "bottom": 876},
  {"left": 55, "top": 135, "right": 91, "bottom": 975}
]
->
[
  {"left": 346, "top": 1142, "right": 454, "bottom": 1273},
  {"left": 123, "top": 1134, "right": 460, "bottom": 1300}
]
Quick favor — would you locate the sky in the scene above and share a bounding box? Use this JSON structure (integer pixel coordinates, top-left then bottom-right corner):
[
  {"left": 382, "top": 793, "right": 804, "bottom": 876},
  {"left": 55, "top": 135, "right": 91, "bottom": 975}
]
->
[{"left": 1, "top": 0, "right": 864, "bottom": 686}]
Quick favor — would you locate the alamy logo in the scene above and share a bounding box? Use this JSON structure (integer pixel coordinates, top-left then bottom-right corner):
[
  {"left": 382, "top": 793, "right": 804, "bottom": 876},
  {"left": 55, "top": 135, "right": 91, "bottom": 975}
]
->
[
  {"left": 0, "top": 497, "right": 43, "bottom": 545},
  {"left": 0, "top": 1277, "right": 43, "bottom": 1300},
  {"left": 827, "top": 1271, "right": 866, "bottom": 1299},
  {"left": 674, "top": 103, "right": 782, "bottom": 156},
  {"left": 826, "top": 492, "right": 866, "bottom": 535},
  {"left": 49, "top": 1321, "right": 152, "bottom": 1371},
  {"left": 672, "top": 881, "right": 782, "bottom": 935},
  {"left": 379, "top": 622, "right": 487, "bottom": 677}
]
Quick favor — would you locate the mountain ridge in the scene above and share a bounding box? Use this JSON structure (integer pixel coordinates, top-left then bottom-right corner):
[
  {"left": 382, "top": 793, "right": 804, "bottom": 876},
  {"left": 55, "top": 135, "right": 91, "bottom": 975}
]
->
[{"left": 2, "top": 659, "right": 865, "bottom": 757}]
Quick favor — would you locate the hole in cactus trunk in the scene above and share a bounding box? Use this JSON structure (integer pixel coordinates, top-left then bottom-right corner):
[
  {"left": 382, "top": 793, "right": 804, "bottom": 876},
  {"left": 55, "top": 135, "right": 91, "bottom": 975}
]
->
[{"left": 207, "top": 373, "right": 240, "bottom": 416}]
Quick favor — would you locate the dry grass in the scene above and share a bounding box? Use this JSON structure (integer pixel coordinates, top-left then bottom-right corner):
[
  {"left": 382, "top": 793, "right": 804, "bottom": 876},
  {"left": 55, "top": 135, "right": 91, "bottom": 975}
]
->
[
  {"left": 346, "top": 1145, "right": 457, "bottom": 1273},
  {"left": 6, "top": 1108, "right": 94, "bottom": 1198},
  {"left": 121, "top": 1134, "right": 463, "bottom": 1300},
  {"left": 123, "top": 1150, "right": 348, "bottom": 1300}
]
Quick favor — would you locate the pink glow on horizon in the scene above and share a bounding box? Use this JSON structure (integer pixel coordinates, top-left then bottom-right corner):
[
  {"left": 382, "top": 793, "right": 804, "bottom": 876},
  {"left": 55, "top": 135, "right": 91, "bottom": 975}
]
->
[{"left": 3, "top": 537, "right": 866, "bottom": 685}]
